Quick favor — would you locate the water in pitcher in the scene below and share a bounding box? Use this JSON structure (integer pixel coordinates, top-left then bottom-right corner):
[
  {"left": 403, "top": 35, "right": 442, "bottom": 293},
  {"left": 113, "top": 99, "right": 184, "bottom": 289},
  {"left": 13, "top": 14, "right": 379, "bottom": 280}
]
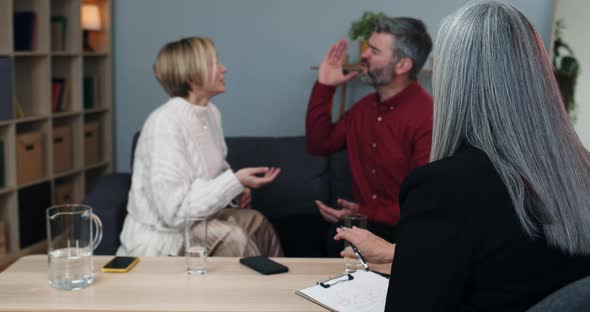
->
[
  {"left": 48, "top": 247, "right": 95, "bottom": 290},
  {"left": 185, "top": 246, "right": 207, "bottom": 275}
]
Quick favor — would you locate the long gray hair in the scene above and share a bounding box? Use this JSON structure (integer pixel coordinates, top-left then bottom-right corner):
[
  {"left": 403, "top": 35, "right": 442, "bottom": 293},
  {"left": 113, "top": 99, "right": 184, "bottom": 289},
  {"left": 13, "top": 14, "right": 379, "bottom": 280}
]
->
[{"left": 432, "top": 0, "right": 590, "bottom": 255}]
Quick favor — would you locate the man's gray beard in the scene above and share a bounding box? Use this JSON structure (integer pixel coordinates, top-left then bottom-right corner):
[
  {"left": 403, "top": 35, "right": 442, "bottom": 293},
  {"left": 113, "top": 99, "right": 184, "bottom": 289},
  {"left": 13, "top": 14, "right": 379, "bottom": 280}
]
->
[{"left": 358, "top": 61, "right": 396, "bottom": 86}]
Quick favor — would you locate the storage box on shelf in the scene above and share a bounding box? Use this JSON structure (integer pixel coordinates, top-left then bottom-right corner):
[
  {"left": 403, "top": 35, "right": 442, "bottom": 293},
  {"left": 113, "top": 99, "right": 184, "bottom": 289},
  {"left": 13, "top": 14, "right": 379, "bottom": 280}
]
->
[
  {"left": 53, "top": 126, "right": 72, "bottom": 173},
  {"left": 84, "top": 120, "right": 100, "bottom": 166},
  {"left": 55, "top": 172, "right": 83, "bottom": 206},
  {"left": 54, "top": 181, "right": 74, "bottom": 205},
  {"left": 16, "top": 131, "right": 44, "bottom": 185}
]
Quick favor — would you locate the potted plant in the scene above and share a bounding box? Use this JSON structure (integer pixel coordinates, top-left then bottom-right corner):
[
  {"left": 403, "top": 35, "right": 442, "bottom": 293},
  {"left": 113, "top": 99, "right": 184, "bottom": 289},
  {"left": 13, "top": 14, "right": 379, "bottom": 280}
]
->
[
  {"left": 553, "top": 19, "right": 580, "bottom": 120},
  {"left": 349, "top": 11, "right": 386, "bottom": 54}
]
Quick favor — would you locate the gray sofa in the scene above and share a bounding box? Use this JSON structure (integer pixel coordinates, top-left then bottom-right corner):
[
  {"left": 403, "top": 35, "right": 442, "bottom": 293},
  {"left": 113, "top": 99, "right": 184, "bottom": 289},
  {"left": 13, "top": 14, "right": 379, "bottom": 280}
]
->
[{"left": 84, "top": 135, "right": 353, "bottom": 257}]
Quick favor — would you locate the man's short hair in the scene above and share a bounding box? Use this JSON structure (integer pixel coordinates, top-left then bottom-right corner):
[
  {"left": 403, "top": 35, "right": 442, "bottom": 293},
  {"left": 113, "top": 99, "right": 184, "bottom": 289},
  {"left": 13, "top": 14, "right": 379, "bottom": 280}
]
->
[{"left": 374, "top": 17, "right": 432, "bottom": 80}]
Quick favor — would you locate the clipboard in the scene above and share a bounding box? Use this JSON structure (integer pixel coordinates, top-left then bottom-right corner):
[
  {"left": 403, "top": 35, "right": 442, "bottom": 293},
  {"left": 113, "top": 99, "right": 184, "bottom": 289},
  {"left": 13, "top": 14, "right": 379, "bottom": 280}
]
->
[{"left": 295, "top": 270, "right": 389, "bottom": 312}]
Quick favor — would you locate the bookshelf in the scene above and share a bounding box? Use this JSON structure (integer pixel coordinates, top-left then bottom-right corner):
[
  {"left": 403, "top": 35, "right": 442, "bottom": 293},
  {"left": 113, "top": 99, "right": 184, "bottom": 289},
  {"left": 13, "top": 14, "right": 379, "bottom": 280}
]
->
[{"left": 0, "top": 0, "right": 112, "bottom": 270}]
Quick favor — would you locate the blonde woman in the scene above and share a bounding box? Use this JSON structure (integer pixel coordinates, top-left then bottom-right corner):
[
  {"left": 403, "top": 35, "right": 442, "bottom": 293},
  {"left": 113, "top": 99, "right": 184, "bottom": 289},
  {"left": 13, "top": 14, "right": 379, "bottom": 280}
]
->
[{"left": 117, "top": 37, "right": 283, "bottom": 257}]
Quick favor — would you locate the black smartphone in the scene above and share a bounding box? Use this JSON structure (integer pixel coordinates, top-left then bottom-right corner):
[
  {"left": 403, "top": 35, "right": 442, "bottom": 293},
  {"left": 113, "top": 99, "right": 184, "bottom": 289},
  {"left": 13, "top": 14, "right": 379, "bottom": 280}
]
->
[
  {"left": 101, "top": 256, "right": 139, "bottom": 273},
  {"left": 239, "top": 256, "right": 289, "bottom": 275}
]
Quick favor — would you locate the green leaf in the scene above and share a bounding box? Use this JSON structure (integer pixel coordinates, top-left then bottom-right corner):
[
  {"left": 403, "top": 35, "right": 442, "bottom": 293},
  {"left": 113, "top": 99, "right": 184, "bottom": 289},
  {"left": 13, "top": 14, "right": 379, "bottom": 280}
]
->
[{"left": 349, "top": 11, "right": 386, "bottom": 40}]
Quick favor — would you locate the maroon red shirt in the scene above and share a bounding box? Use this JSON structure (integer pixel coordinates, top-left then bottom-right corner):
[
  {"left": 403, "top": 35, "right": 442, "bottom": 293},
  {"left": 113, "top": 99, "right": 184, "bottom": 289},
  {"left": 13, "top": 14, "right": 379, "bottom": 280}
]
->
[{"left": 306, "top": 81, "right": 433, "bottom": 225}]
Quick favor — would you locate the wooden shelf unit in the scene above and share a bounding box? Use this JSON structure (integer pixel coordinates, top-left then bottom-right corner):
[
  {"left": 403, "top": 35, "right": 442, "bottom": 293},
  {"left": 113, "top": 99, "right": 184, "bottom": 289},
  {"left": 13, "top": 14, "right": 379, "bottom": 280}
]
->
[{"left": 0, "top": 0, "right": 112, "bottom": 268}]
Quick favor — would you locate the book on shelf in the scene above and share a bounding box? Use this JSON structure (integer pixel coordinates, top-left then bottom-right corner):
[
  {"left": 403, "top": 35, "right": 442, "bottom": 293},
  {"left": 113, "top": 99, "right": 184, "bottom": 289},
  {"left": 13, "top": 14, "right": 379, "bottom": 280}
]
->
[
  {"left": 52, "top": 78, "right": 66, "bottom": 113},
  {"left": 83, "top": 76, "right": 96, "bottom": 109},
  {"left": 14, "top": 11, "right": 37, "bottom": 51},
  {"left": 0, "top": 57, "right": 14, "bottom": 121},
  {"left": 61, "top": 78, "right": 70, "bottom": 111},
  {"left": 51, "top": 16, "right": 67, "bottom": 51}
]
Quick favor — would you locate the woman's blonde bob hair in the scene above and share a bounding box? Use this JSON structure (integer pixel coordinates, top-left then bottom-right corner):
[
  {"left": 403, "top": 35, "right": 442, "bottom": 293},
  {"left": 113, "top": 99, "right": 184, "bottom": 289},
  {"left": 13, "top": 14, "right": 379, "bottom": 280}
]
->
[{"left": 153, "top": 36, "right": 218, "bottom": 97}]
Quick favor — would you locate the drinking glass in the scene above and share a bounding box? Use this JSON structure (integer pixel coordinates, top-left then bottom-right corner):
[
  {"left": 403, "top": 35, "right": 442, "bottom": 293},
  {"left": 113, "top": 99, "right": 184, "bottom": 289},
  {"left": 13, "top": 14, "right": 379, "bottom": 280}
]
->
[
  {"left": 185, "top": 216, "right": 208, "bottom": 275},
  {"left": 343, "top": 214, "right": 367, "bottom": 272}
]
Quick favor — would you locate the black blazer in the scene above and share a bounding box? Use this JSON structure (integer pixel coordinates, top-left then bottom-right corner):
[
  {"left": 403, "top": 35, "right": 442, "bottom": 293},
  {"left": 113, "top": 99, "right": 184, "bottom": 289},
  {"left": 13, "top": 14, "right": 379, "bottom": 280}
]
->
[{"left": 385, "top": 146, "right": 590, "bottom": 311}]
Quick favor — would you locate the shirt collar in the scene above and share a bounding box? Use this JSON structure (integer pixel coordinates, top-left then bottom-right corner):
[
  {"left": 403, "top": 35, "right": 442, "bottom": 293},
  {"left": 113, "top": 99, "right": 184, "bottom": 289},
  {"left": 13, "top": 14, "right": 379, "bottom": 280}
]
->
[{"left": 376, "top": 81, "right": 421, "bottom": 109}]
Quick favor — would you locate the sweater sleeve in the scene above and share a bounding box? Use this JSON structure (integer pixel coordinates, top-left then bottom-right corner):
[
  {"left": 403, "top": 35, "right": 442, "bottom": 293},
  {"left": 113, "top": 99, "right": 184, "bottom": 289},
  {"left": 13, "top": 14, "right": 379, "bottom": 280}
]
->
[
  {"left": 144, "top": 131, "right": 243, "bottom": 229},
  {"left": 385, "top": 177, "right": 472, "bottom": 311},
  {"left": 305, "top": 81, "right": 347, "bottom": 155}
]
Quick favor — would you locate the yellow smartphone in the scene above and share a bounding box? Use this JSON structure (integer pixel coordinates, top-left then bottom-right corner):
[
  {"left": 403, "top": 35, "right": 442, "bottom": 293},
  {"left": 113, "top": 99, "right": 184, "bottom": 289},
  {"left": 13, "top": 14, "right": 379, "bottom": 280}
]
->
[{"left": 101, "top": 256, "right": 139, "bottom": 273}]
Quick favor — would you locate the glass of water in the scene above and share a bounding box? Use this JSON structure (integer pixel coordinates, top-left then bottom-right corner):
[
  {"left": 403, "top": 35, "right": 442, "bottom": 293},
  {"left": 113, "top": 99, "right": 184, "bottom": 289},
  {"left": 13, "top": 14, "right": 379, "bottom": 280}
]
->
[
  {"left": 184, "top": 216, "right": 208, "bottom": 275},
  {"left": 343, "top": 214, "right": 367, "bottom": 273},
  {"left": 46, "top": 204, "right": 103, "bottom": 290}
]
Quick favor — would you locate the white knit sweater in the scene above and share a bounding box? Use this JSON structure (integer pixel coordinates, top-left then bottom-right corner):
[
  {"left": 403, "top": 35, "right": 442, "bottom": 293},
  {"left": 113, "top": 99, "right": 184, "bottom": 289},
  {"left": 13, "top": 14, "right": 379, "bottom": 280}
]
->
[{"left": 117, "top": 97, "right": 244, "bottom": 256}]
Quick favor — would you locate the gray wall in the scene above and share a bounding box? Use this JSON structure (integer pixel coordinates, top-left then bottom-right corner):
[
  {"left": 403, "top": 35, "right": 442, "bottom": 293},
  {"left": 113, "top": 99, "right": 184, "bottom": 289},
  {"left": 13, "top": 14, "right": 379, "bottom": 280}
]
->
[
  {"left": 114, "top": 0, "right": 555, "bottom": 171},
  {"left": 558, "top": 0, "right": 590, "bottom": 149}
]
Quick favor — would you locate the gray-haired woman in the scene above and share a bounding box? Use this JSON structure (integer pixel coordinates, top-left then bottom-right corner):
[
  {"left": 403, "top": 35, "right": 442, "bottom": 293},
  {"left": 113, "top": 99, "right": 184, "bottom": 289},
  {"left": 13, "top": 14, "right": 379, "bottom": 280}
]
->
[{"left": 335, "top": 1, "right": 590, "bottom": 310}]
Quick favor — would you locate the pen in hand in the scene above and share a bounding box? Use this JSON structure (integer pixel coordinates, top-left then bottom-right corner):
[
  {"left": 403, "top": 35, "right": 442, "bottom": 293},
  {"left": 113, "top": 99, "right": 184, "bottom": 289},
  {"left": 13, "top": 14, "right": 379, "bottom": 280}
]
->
[
  {"left": 340, "top": 226, "right": 370, "bottom": 271},
  {"left": 350, "top": 243, "right": 370, "bottom": 271}
]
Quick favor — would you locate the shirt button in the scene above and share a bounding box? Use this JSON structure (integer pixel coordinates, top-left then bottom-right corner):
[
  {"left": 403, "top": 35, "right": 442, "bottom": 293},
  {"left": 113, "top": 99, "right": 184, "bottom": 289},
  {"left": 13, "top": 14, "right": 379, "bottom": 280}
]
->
[
  {"left": 371, "top": 169, "right": 376, "bottom": 174},
  {"left": 389, "top": 106, "right": 394, "bottom": 110},
  {"left": 377, "top": 116, "right": 382, "bottom": 122},
  {"left": 372, "top": 194, "right": 377, "bottom": 199},
  {"left": 372, "top": 143, "right": 377, "bottom": 148}
]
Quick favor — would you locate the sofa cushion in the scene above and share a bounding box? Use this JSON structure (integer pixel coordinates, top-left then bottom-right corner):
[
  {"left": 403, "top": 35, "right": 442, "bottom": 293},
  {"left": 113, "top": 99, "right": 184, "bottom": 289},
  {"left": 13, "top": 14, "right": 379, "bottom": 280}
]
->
[
  {"left": 84, "top": 173, "right": 131, "bottom": 255},
  {"left": 226, "top": 136, "right": 330, "bottom": 217},
  {"left": 225, "top": 136, "right": 331, "bottom": 256},
  {"left": 93, "top": 134, "right": 340, "bottom": 257},
  {"left": 328, "top": 150, "right": 354, "bottom": 205}
]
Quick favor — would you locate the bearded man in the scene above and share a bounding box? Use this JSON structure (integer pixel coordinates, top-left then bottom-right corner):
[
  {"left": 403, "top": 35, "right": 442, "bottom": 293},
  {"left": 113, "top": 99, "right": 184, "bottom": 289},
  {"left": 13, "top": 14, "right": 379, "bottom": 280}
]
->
[{"left": 305, "top": 16, "right": 433, "bottom": 256}]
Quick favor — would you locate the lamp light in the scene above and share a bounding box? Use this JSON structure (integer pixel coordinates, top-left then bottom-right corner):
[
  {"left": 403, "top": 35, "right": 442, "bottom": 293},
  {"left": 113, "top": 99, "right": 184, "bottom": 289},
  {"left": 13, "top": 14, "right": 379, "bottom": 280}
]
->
[{"left": 82, "top": 4, "right": 102, "bottom": 51}]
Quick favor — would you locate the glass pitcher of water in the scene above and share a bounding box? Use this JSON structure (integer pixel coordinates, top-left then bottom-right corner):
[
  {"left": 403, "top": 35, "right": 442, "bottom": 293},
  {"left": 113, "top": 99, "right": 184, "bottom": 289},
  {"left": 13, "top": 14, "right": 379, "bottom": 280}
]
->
[{"left": 46, "top": 204, "right": 103, "bottom": 290}]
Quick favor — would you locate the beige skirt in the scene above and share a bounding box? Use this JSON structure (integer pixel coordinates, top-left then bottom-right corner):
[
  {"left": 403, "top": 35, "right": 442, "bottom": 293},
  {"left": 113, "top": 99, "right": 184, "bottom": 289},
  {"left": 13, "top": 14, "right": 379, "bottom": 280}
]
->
[{"left": 184, "top": 208, "right": 283, "bottom": 257}]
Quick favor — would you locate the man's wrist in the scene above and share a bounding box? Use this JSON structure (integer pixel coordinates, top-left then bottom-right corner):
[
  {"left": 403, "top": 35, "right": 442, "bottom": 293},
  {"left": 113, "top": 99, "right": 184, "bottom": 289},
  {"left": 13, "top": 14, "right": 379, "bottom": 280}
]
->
[{"left": 315, "top": 80, "right": 337, "bottom": 92}]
